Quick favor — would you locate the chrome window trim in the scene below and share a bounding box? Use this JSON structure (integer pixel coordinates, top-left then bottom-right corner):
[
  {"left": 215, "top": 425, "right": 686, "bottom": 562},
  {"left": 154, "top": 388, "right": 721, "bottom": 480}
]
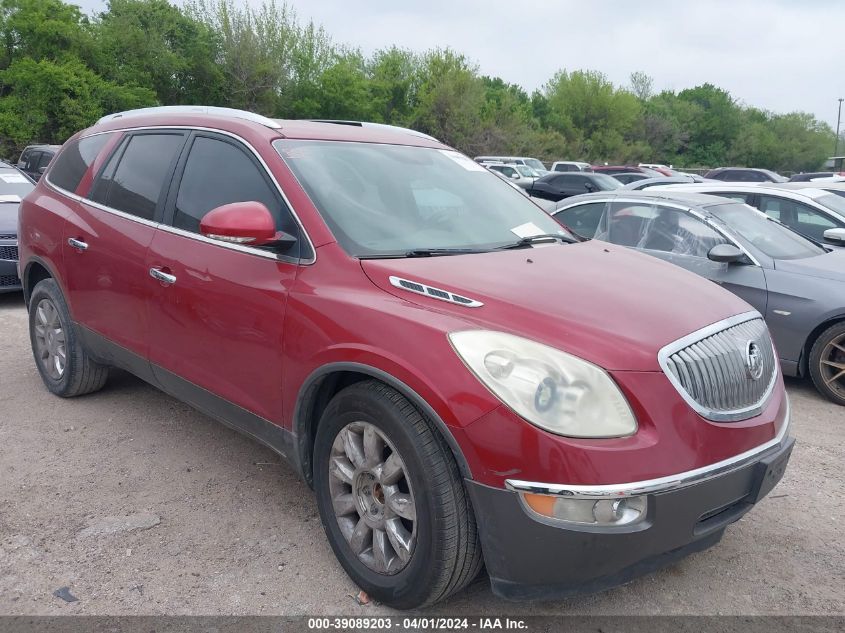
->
[
  {"left": 45, "top": 125, "right": 316, "bottom": 265},
  {"left": 657, "top": 310, "right": 778, "bottom": 422},
  {"left": 506, "top": 394, "right": 790, "bottom": 499}
]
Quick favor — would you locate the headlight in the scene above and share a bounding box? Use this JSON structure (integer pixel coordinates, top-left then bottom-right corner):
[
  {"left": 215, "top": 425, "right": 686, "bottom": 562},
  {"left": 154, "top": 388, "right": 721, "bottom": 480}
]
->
[{"left": 449, "top": 330, "right": 637, "bottom": 438}]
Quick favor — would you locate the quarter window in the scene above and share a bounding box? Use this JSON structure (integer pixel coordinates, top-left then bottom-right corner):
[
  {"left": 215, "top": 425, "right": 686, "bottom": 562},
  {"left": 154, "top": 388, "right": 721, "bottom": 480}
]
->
[
  {"left": 173, "top": 135, "right": 297, "bottom": 238},
  {"left": 48, "top": 134, "right": 114, "bottom": 193},
  {"left": 90, "top": 133, "right": 186, "bottom": 221}
]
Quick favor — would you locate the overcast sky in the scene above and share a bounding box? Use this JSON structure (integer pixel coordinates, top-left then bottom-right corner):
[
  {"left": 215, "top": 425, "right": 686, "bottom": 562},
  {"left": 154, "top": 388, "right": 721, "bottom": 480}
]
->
[{"left": 75, "top": 0, "right": 845, "bottom": 130}]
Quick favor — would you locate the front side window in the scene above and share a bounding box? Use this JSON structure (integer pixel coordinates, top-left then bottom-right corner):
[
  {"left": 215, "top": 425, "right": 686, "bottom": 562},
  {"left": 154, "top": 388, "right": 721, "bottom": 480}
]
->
[
  {"left": 596, "top": 202, "right": 727, "bottom": 257},
  {"left": 758, "top": 195, "right": 842, "bottom": 241},
  {"left": 707, "top": 203, "right": 825, "bottom": 260},
  {"left": 275, "top": 140, "right": 568, "bottom": 257},
  {"left": 173, "top": 136, "right": 298, "bottom": 241},
  {"left": 48, "top": 134, "right": 114, "bottom": 193}
]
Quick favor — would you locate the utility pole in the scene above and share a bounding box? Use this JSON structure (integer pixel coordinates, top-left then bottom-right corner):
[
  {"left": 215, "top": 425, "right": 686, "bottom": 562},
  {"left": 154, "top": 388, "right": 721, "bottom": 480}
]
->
[{"left": 836, "top": 97, "right": 844, "bottom": 157}]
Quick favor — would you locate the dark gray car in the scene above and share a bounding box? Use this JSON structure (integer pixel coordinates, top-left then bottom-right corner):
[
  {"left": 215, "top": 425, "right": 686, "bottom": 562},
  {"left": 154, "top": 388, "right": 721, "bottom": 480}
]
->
[
  {"left": 552, "top": 190, "right": 845, "bottom": 406},
  {"left": 0, "top": 162, "right": 35, "bottom": 292}
]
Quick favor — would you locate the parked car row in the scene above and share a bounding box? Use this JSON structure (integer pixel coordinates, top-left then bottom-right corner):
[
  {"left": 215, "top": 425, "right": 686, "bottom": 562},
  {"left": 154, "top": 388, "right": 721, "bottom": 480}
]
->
[{"left": 15, "top": 106, "right": 795, "bottom": 609}]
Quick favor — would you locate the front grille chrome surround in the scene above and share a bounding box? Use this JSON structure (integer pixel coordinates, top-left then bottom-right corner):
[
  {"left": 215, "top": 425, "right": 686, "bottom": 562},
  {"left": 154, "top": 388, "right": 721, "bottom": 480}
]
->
[{"left": 658, "top": 311, "right": 778, "bottom": 422}]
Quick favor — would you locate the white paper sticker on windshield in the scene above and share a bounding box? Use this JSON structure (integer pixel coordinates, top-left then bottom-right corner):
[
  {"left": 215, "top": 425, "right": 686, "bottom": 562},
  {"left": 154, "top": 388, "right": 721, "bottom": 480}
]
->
[
  {"left": 510, "top": 222, "right": 545, "bottom": 238},
  {"left": 439, "top": 150, "right": 486, "bottom": 171},
  {"left": 0, "top": 194, "right": 21, "bottom": 203},
  {"left": 0, "top": 174, "right": 28, "bottom": 184}
]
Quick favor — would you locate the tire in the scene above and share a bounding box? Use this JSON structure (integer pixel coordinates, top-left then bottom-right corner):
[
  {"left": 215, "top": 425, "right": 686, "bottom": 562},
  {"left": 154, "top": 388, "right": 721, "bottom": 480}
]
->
[
  {"left": 808, "top": 321, "right": 845, "bottom": 406},
  {"left": 28, "top": 278, "right": 109, "bottom": 397},
  {"left": 313, "top": 380, "right": 483, "bottom": 609}
]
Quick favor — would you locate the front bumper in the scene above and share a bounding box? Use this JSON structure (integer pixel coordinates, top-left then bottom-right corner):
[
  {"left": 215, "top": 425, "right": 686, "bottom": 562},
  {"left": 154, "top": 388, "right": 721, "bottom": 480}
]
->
[{"left": 467, "top": 423, "right": 794, "bottom": 601}]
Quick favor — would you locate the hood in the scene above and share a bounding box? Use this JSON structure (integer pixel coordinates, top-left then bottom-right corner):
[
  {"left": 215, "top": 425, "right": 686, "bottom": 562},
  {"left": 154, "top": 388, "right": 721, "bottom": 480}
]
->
[
  {"left": 0, "top": 202, "right": 20, "bottom": 234},
  {"left": 774, "top": 249, "right": 845, "bottom": 283},
  {"left": 360, "top": 241, "right": 751, "bottom": 371}
]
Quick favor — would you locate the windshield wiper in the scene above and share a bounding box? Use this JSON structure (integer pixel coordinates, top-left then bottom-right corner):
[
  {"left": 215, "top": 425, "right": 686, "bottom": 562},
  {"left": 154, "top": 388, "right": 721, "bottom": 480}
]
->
[
  {"left": 496, "top": 233, "right": 578, "bottom": 249},
  {"left": 404, "top": 247, "right": 488, "bottom": 257}
]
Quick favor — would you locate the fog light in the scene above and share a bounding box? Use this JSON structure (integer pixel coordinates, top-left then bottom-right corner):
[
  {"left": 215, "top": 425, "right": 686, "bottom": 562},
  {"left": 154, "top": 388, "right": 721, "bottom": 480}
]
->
[{"left": 522, "top": 493, "right": 647, "bottom": 527}]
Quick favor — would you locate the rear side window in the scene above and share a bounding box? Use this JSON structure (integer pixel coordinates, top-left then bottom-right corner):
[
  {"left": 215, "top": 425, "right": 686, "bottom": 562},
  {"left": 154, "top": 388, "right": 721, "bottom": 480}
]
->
[
  {"left": 48, "top": 134, "right": 114, "bottom": 193},
  {"left": 173, "top": 135, "right": 298, "bottom": 238},
  {"left": 90, "top": 133, "right": 185, "bottom": 221}
]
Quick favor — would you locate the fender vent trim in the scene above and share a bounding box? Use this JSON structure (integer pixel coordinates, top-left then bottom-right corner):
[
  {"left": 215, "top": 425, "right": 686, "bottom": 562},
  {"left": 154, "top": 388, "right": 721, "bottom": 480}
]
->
[{"left": 388, "top": 276, "right": 483, "bottom": 308}]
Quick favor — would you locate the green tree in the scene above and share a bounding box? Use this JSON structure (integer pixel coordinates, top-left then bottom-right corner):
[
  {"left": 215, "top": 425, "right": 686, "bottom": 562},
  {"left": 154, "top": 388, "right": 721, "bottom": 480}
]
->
[
  {"left": 542, "top": 69, "right": 641, "bottom": 161},
  {"left": 676, "top": 83, "right": 740, "bottom": 165},
  {"left": 0, "top": 57, "right": 155, "bottom": 155},
  {"left": 94, "top": 0, "right": 225, "bottom": 105},
  {"left": 367, "top": 47, "right": 420, "bottom": 124},
  {"left": 0, "top": 0, "right": 93, "bottom": 68}
]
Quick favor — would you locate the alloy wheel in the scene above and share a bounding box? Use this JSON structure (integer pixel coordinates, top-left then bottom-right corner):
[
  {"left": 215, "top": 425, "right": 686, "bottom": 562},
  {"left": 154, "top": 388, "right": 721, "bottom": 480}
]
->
[
  {"left": 328, "top": 421, "right": 417, "bottom": 575},
  {"left": 819, "top": 332, "right": 845, "bottom": 400},
  {"left": 33, "top": 298, "right": 66, "bottom": 380}
]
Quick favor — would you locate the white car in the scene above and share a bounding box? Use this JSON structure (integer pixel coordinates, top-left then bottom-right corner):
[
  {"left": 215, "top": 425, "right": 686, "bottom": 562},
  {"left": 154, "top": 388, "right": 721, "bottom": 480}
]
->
[
  {"left": 550, "top": 161, "right": 592, "bottom": 172},
  {"left": 484, "top": 163, "right": 540, "bottom": 189},
  {"left": 474, "top": 155, "right": 548, "bottom": 174},
  {"left": 651, "top": 183, "right": 845, "bottom": 244}
]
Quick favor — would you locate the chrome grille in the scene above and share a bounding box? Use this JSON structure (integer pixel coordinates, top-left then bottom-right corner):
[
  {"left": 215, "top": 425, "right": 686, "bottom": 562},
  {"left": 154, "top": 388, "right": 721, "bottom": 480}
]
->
[
  {"left": 0, "top": 244, "right": 18, "bottom": 261},
  {"left": 659, "top": 313, "right": 777, "bottom": 421}
]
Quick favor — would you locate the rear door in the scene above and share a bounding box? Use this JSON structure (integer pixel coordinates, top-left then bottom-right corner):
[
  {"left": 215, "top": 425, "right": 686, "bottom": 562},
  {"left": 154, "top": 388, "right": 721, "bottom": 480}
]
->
[
  {"left": 146, "top": 131, "right": 306, "bottom": 425},
  {"left": 63, "top": 131, "right": 188, "bottom": 370}
]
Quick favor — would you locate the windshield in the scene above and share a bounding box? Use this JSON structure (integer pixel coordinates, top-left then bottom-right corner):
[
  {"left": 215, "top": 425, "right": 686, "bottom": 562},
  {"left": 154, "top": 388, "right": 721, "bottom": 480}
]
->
[
  {"left": 515, "top": 165, "right": 538, "bottom": 177},
  {"left": 707, "top": 203, "right": 825, "bottom": 260},
  {"left": 275, "top": 140, "right": 569, "bottom": 257},
  {"left": 523, "top": 158, "right": 546, "bottom": 172},
  {"left": 0, "top": 171, "right": 34, "bottom": 198},
  {"left": 813, "top": 192, "right": 845, "bottom": 215},
  {"left": 594, "top": 173, "right": 623, "bottom": 190}
]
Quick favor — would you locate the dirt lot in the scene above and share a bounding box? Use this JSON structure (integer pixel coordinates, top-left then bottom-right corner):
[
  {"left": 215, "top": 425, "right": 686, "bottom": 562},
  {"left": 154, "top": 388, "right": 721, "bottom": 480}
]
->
[{"left": 0, "top": 291, "right": 843, "bottom": 616}]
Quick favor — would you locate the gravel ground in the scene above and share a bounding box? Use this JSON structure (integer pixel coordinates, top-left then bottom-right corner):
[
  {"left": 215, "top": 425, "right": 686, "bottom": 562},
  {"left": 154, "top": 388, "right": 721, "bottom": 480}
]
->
[{"left": 0, "top": 291, "right": 843, "bottom": 616}]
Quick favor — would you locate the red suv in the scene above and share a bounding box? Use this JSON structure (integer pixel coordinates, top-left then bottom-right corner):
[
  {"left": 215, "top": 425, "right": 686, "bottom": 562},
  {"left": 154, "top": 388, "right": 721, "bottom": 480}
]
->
[{"left": 18, "top": 106, "right": 793, "bottom": 608}]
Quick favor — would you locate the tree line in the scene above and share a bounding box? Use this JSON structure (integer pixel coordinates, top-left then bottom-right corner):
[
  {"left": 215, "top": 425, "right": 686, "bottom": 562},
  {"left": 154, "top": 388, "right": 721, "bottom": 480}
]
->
[{"left": 0, "top": 0, "right": 837, "bottom": 171}]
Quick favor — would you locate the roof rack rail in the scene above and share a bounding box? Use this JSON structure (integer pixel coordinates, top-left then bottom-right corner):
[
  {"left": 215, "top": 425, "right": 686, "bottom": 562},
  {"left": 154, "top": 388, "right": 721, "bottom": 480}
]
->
[
  {"left": 97, "top": 106, "right": 282, "bottom": 129},
  {"left": 310, "top": 120, "right": 439, "bottom": 142}
]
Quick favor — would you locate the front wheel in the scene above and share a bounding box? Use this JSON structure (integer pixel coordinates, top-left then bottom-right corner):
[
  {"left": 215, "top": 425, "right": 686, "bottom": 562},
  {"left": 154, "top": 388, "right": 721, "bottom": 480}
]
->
[
  {"left": 313, "top": 380, "right": 482, "bottom": 608},
  {"left": 808, "top": 322, "right": 845, "bottom": 406}
]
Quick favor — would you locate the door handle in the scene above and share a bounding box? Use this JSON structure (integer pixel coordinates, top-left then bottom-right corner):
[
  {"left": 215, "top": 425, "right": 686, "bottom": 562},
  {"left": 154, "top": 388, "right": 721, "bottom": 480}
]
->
[
  {"left": 149, "top": 267, "right": 176, "bottom": 285},
  {"left": 67, "top": 237, "right": 88, "bottom": 251}
]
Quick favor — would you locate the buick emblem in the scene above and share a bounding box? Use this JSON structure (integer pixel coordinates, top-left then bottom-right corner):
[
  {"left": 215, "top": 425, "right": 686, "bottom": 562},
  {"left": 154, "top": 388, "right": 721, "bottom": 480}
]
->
[{"left": 745, "top": 341, "right": 764, "bottom": 381}]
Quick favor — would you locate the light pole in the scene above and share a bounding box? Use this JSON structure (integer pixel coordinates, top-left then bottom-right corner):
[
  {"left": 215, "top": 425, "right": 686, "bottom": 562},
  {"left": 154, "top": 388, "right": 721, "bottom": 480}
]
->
[{"left": 836, "top": 98, "right": 844, "bottom": 157}]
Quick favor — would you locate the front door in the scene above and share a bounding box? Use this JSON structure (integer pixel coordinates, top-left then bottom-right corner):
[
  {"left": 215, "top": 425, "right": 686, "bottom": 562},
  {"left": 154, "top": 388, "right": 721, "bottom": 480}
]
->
[{"left": 146, "top": 132, "right": 306, "bottom": 426}]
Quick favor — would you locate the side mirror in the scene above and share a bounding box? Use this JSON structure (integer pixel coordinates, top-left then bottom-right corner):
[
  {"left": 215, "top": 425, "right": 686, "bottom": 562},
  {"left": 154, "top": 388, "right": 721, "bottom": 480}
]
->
[
  {"left": 200, "top": 201, "right": 296, "bottom": 249},
  {"left": 584, "top": 182, "right": 596, "bottom": 192},
  {"left": 823, "top": 227, "right": 845, "bottom": 246},
  {"left": 37, "top": 166, "right": 48, "bottom": 174},
  {"left": 708, "top": 243, "right": 745, "bottom": 263}
]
